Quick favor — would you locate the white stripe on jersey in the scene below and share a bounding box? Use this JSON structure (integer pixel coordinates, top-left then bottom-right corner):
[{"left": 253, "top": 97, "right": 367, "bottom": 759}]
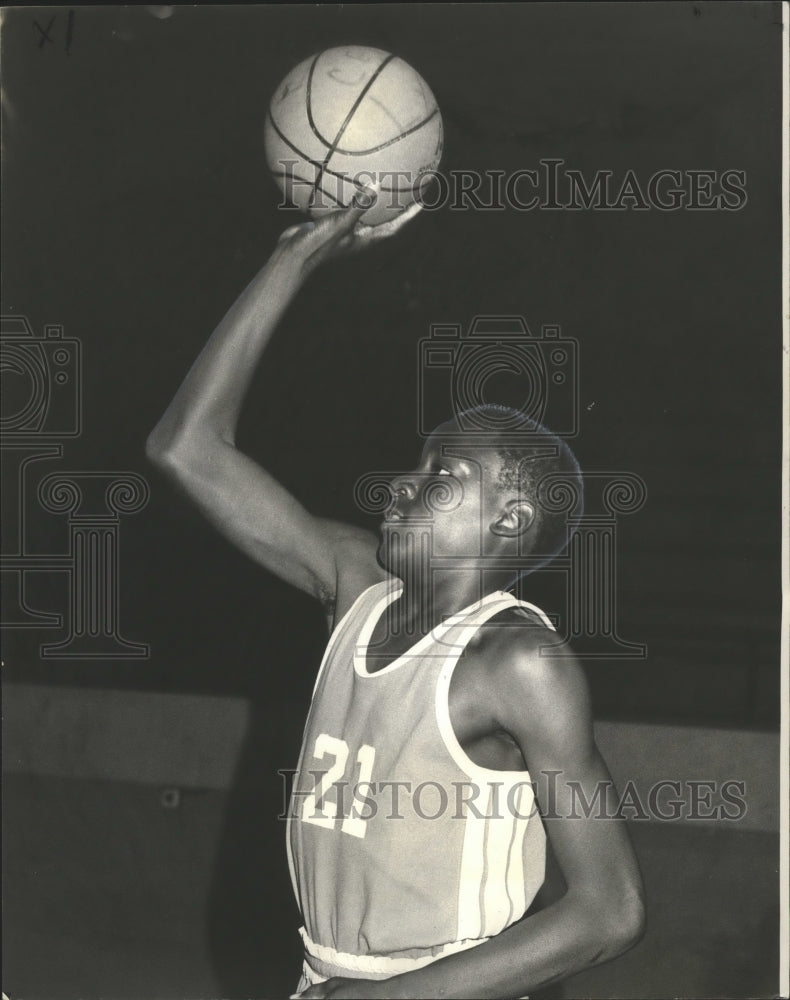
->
[
  {"left": 456, "top": 789, "right": 489, "bottom": 940},
  {"left": 438, "top": 595, "right": 552, "bottom": 942},
  {"left": 504, "top": 782, "right": 533, "bottom": 925},
  {"left": 455, "top": 782, "right": 540, "bottom": 940},
  {"left": 483, "top": 783, "right": 518, "bottom": 937}
]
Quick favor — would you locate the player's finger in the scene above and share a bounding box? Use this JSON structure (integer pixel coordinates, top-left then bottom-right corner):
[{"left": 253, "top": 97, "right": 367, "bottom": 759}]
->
[
  {"left": 314, "top": 185, "right": 376, "bottom": 238},
  {"left": 399, "top": 200, "right": 424, "bottom": 224},
  {"left": 337, "top": 184, "right": 379, "bottom": 230},
  {"left": 293, "top": 985, "right": 325, "bottom": 998},
  {"left": 278, "top": 223, "right": 312, "bottom": 243},
  {"left": 371, "top": 201, "right": 423, "bottom": 240},
  {"left": 350, "top": 201, "right": 423, "bottom": 250},
  {"left": 289, "top": 184, "right": 377, "bottom": 248},
  {"left": 353, "top": 183, "right": 379, "bottom": 210}
]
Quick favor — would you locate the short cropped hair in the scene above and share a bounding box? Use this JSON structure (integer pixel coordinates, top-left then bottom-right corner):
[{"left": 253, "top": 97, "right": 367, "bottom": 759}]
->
[{"left": 451, "top": 404, "right": 584, "bottom": 570}]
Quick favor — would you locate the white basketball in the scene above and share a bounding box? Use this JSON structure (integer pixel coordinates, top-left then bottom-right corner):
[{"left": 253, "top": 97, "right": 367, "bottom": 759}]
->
[{"left": 264, "top": 46, "right": 444, "bottom": 226}]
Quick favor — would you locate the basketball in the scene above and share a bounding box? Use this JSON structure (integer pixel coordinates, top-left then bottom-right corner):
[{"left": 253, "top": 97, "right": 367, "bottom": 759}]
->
[{"left": 264, "top": 46, "right": 443, "bottom": 226}]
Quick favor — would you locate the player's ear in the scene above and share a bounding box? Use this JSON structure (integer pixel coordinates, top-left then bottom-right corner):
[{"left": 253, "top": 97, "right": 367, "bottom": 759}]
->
[{"left": 490, "top": 500, "right": 535, "bottom": 538}]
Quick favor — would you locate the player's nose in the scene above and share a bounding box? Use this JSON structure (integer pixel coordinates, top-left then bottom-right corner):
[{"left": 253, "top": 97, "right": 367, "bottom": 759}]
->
[{"left": 386, "top": 476, "right": 418, "bottom": 518}]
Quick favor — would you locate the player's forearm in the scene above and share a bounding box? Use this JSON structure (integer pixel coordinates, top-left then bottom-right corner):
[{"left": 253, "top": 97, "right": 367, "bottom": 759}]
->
[
  {"left": 362, "top": 890, "right": 643, "bottom": 1000},
  {"left": 147, "top": 243, "right": 306, "bottom": 460}
]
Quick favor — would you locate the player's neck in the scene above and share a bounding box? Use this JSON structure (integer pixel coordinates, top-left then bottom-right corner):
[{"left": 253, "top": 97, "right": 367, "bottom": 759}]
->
[{"left": 392, "top": 569, "right": 512, "bottom": 635}]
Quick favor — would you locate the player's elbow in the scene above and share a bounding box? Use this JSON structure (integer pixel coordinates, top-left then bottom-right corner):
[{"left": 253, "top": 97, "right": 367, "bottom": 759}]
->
[
  {"left": 146, "top": 421, "right": 219, "bottom": 482},
  {"left": 146, "top": 431, "right": 201, "bottom": 494},
  {"left": 612, "top": 895, "right": 646, "bottom": 954},
  {"left": 569, "top": 880, "right": 645, "bottom": 967},
  {"left": 594, "top": 888, "right": 646, "bottom": 961},
  {"left": 145, "top": 424, "right": 185, "bottom": 477}
]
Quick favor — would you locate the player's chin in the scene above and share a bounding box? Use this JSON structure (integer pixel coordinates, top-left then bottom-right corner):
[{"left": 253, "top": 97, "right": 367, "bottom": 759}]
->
[
  {"left": 375, "top": 529, "right": 402, "bottom": 573},
  {"left": 375, "top": 537, "right": 391, "bottom": 572}
]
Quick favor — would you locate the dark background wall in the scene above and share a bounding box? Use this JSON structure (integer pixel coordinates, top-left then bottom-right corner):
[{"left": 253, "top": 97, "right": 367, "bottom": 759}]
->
[
  {"left": 1, "top": 2, "right": 783, "bottom": 724},
  {"left": 1, "top": 4, "right": 784, "bottom": 998},
  {"left": 2, "top": 2, "right": 783, "bottom": 727}
]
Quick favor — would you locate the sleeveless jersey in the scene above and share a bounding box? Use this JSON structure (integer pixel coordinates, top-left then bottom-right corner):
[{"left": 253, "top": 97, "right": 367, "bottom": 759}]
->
[{"left": 287, "top": 580, "right": 554, "bottom": 983}]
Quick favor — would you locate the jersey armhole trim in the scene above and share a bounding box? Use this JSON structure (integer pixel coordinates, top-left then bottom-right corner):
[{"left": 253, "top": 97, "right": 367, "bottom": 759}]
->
[
  {"left": 310, "top": 579, "right": 394, "bottom": 696},
  {"left": 434, "top": 593, "right": 554, "bottom": 787}
]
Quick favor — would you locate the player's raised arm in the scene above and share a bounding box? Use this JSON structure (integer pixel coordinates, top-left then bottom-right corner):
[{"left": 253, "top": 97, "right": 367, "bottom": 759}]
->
[{"left": 146, "top": 195, "right": 419, "bottom": 612}]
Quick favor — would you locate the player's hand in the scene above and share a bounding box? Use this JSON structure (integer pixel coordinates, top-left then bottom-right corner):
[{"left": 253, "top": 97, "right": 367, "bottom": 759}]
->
[
  {"left": 275, "top": 188, "right": 422, "bottom": 276},
  {"left": 296, "top": 975, "right": 380, "bottom": 998}
]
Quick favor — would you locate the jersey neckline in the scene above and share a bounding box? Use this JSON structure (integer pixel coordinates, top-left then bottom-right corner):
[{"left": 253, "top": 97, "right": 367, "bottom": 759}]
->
[{"left": 352, "top": 584, "right": 514, "bottom": 679}]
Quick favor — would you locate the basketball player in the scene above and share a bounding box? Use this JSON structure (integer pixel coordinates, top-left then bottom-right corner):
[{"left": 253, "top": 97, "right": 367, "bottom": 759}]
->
[{"left": 147, "top": 192, "right": 645, "bottom": 999}]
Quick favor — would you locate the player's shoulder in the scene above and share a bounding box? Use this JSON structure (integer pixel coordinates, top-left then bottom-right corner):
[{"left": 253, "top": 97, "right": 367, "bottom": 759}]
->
[
  {"left": 471, "top": 605, "right": 588, "bottom": 703},
  {"left": 473, "top": 604, "right": 555, "bottom": 658}
]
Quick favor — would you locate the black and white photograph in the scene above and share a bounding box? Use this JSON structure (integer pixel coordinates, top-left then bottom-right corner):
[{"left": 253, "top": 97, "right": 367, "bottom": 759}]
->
[{"left": 1, "top": 3, "right": 787, "bottom": 998}]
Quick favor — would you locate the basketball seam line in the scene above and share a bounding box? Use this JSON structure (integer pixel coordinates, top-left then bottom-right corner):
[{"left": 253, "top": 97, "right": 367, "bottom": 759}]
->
[
  {"left": 323, "top": 54, "right": 397, "bottom": 162},
  {"left": 303, "top": 53, "right": 439, "bottom": 160},
  {"left": 311, "top": 53, "right": 397, "bottom": 204},
  {"left": 271, "top": 102, "right": 439, "bottom": 168},
  {"left": 267, "top": 109, "right": 361, "bottom": 205},
  {"left": 305, "top": 53, "right": 334, "bottom": 150},
  {"left": 270, "top": 55, "right": 441, "bottom": 209},
  {"left": 329, "top": 107, "right": 440, "bottom": 157},
  {"left": 267, "top": 110, "right": 339, "bottom": 173},
  {"left": 269, "top": 169, "right": 345, "bottom": 207}
]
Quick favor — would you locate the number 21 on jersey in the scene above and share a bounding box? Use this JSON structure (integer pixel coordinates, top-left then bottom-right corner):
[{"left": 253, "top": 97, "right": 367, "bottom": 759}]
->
[{"left": 300, "top": 733, "right": 376, "bottom": 839}]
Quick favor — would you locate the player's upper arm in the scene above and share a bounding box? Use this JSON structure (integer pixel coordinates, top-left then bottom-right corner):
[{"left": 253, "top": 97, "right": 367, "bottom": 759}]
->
[
  {"left": 148, "top": 431, "right": 382, "bottom": 604},
  {"left": 490, "top": 630, "right": 645, "bottom": 947}
]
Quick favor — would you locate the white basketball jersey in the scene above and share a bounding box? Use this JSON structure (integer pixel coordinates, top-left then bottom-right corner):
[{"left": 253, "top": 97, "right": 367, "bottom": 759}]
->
[{"left": 287, "top": 580, "right": 554, "bottom": 982}]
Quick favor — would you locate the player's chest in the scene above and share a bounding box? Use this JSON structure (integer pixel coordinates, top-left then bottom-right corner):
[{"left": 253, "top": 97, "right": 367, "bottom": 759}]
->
[{"left": 310, "top": 638, "right": 525, "bottom": 773}]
